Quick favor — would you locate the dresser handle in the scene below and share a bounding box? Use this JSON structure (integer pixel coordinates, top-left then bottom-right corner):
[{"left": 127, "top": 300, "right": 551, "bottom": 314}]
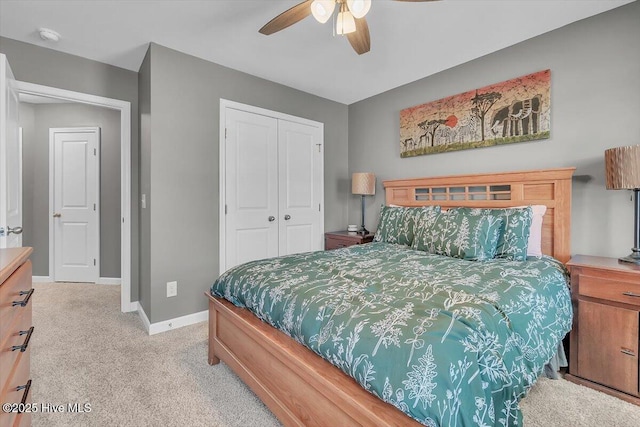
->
[
  {"left": 621, "top": 348, "right": 636, "bottom": 357},
  {"left": 622, "top": 291, "right": 640, "bottom": 298},
  {"left": 11, "top": 326, "right": 34, "bottom": 352},
  {"left": 12, "top": 288, "right": 34, "bottom": 307},
  {"left": 16, "top": 380, "right": 32, "bottom": 405}
]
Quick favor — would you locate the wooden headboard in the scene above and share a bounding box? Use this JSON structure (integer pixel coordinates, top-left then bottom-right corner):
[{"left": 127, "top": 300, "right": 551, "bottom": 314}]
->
[{"left": 383, "top": 168, "right": 576, "bottom": 263}]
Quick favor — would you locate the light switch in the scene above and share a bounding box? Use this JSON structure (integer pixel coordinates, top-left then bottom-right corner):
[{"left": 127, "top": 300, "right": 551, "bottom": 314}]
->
[{"left": 141, "top": 194, "right": 146, "bottom": 209}]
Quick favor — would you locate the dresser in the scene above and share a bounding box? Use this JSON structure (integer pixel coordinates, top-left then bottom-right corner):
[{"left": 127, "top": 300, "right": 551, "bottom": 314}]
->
[
  {"left": 324, "top": 231, "right": 374, "bottom": 250},
  {"left": 0, "top": 247, "right": 34, "bottom": 427},
  {"left": 566, "top": 255, "right": 640, "bottom": 406}
]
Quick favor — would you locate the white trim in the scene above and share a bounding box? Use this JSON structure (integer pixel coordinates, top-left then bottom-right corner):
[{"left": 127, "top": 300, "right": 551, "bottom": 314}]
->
[
  {"left": 218, "top": 99, "right": 325, "bottom": 274},
  {"left": 137, "top": 305, "right": 207, "bottom": 336},
  {"left": 136, "top": 302, "right": 150, "bottom": 332},
  {"left": 32, "top": 275, "right": 53, "bottom": 282},
  {"left": 96, "top": 277, "right": 121, "bottom": 285},
  {"left": 15, "top": 81, "right": 133, "bottom": 313},
  {"left": 49, "top": 127, "right": 101, "bottom": 284}
]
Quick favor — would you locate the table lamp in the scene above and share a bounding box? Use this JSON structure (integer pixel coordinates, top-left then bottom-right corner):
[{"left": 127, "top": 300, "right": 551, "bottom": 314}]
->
[
  {"left": 352, "top": 172, "right": 375, "bottom": 234},
  {"left": 605, "top": 144, "right": 640, "bottom": 264}
]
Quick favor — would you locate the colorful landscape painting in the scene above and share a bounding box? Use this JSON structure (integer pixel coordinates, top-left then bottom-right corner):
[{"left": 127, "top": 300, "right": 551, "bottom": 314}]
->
[{"left": 400, "top": 70, "right": 551, "bottom": 157}]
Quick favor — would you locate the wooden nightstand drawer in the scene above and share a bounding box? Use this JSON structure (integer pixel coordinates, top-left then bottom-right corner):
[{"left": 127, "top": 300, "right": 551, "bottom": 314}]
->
[
  {"left": 324, "top": 231, "right": 374, "bottom": 250},
  {"left": 577, "top": 300, "right": 639, "bottom": 396},
  {"left": 579, "top": 274, "right": 640, "bottom": 307}
]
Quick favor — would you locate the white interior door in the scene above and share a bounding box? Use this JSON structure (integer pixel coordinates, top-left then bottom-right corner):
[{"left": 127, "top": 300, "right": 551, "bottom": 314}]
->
[
  {"left": 278, "top": 120, "right": 323, "bottom": 255},
  {"left": 0, "top": 54, "right": 23, "bottom": 248},
  {"left": 51, "top": 127, "right": 100, "bottom": 282},
  {"left": 225, "top": 108, "right": 279, "bottom": 270}
]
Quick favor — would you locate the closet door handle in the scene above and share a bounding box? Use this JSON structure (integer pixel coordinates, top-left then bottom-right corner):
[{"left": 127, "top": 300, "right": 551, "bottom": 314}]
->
[
  {"left": 284, "top": 215, "right": 291, "bottom": 220},
  {"left": 268, "top": 216, "right": 275, "bottom": 222},
  {"left": 53, "top": 213, "right": 61, "bottom": 218}
]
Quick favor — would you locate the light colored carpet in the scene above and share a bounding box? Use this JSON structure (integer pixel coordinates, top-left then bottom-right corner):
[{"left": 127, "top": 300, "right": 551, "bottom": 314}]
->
[{"left": 30, "top": 283, "right": 640, "bottom": 426}]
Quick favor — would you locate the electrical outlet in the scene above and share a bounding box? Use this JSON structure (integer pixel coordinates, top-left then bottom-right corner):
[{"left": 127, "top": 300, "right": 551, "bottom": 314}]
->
[{"left": 167, "top": 281, "right": 177, "bottom": 297}]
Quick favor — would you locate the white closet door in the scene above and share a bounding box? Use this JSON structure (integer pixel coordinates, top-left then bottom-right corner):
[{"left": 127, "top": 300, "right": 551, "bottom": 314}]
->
[
  {"left": 225, "top": 108, "right": 279, "bottom": 270},
  {"left": 278, "top": 119, "right": 323, "bottom": 256},
  {"left": 52, "top": 128, "right": 100, "bottom": 283},
  {"left": 0, "top": 54, "right": 22, "bottom": 248}
]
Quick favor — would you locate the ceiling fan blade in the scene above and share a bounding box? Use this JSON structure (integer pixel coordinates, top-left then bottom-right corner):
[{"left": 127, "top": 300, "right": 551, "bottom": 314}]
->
[
  {"left": 346, "top": 17, "right": 370, "bottom": 55},
  {"left": 259, "top": 0, "right": 314, "bottom": 35}
]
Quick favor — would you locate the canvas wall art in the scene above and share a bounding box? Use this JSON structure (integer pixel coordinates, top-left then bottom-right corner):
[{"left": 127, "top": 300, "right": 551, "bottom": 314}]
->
[{"left": 400, "top": 70, "right": 551, "bottom": 157}]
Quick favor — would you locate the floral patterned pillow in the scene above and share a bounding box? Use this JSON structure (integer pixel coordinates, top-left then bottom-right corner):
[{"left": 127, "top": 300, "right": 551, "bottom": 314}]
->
[
  {"left": 374, "top": 205, "right": 440, "bottom": 246},
  {"left": 456, "top": 207, "right": 533, "bottom": 261},
  {"left": 412, "top": 210, "right": 503, "bottom": 261}
]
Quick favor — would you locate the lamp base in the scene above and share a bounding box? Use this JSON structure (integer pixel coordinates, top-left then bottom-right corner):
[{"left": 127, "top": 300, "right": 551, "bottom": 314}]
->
[
  {"left": 359, "top": 227, "right": 369, "bottom": 235},
  {"left": 619, "top": 248, "right": 640, "bottom": 264}
]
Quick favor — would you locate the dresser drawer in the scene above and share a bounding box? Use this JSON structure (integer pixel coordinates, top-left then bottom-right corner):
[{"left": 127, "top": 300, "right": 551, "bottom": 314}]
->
[
  {"left": 579, "top": 274, "right": 640, "bottom": 307},
  {"left": 0, "top": 304, "right": 33, "bottom": 392},
  {"left": 0, "top": 261, "right": 33, "bottom": 335},
  {"left": 0, "top": 347, "right": 31, "bottom": 426}
]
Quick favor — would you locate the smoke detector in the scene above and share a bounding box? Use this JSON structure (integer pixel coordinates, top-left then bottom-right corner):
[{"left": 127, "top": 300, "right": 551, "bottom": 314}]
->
[{"left": 38, "top": 28, "right": 61, "bottom": 42}]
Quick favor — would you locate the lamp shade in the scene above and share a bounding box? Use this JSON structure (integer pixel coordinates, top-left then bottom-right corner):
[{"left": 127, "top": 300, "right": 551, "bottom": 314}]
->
[
  {"left": 336, "top": 9, "right": 356, "bottom": 35},
  {"left": 352, "top": 173, "right": 375, "bottom": 195},
  {"left": 605, "top": 145, "right": 640, "bottom": 190},
  {"left": 311, "top": 0, "right": 335, "bottom": 24}
]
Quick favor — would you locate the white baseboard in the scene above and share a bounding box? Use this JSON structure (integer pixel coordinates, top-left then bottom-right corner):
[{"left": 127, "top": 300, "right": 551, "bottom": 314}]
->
[
  {"left": 96, "top": 277, "right": 121, "bottom": 285},
  {"left": 122, "top": 300, "right": 139, "bottom": 313},
  {"left": 137, "top": 302, "right": 151, "bottom": 333},
  {"left": 136, "top": 305, "right": 207, "bottom": 336},
  {"left": 32, "top": 276, "right": 121, "bottom": 285}
]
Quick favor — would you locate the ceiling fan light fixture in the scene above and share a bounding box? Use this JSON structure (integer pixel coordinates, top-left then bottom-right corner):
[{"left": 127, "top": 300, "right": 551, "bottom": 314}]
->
[
  {"left": 311, "top": 0, "right": 336, "bottom": 24},
  {"left": 336, "top": 9, "right": 356, "bottom": 35},
  {"left": 346, "top": 0, "right": 371, "bottom": 19}
]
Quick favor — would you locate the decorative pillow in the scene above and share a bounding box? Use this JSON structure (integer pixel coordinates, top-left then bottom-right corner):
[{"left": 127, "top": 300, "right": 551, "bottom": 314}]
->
[
  {"left": 455, "top": 206, "right": 533, "bottom": 261},
  {"left": 373, "top": 205, "right": 410, "bottom": 245},
  {"left": 374, "top": 205, "right": 440, "bottom": 246},
  {"left": 412, "top": 210, "right": 503, "bottom": 261}
]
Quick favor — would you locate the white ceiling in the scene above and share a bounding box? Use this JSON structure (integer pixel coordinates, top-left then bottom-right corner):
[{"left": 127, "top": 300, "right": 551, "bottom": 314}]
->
[{"left": 0, "top": 0, "right": 634, "bottom": 104}]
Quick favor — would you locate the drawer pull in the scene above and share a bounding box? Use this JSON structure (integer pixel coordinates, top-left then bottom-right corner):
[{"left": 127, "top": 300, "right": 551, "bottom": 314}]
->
[
  {"left": 620, "top": 348, "right": 636, "bottom": 357},
  {"left": 622, "top": 291, "right": 640, "bottom": 298},
  {"left": 11, "top": 326, "right": 34, "bottom": 352},
  {"left": 16, "top": 380, "right": 32, "bottom": 405},
  {"left": 12, "top": 288, "right": 34, "bottom": 307}
]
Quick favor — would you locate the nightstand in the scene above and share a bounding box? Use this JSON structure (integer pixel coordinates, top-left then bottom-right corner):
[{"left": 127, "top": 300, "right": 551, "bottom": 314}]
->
[
  {"left": 324, "top": 231, "right": 374, "bottom": 250},
  {"left": 566, "top": 255, "right": 640, "bottom": 406}
]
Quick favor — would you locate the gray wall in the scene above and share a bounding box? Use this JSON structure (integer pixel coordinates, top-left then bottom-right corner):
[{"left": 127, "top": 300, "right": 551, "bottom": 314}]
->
[
  {"left": 0, "top": 37, "right": 139, "bottom": 300},
  {"left": 142, "top": 43, "right": 349, "bottom": 323},
  {"left": 19, "top": 102, "right": 121, "bottom": 277},
  {"left": 348, "top": 1, "right": 640, "bottom": 259},
  {"left": 138, "top": 49, "right": 151, "bottom": 316}
]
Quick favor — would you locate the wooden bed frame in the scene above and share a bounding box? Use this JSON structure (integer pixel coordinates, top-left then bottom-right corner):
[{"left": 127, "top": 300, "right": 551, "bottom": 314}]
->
[{"left": 207, "top": 167, "right": 575, "bottom": 426}]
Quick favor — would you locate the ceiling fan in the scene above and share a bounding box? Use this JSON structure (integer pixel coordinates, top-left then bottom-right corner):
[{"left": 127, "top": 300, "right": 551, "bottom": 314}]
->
[{"left": 259, "top": 0, "right": 439, "bottom": 55}]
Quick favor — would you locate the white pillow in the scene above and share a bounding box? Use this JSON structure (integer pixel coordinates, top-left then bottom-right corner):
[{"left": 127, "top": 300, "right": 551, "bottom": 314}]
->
[{"left": 525, "top": 205, "right": 546, "bottom": 257}]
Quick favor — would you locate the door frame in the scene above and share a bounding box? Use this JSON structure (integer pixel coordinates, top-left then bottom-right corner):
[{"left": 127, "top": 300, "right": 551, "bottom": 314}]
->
[
  {"left": 16, "top": 80, "right": 134, "bottom": 313},
  {"left": 219, "top": 99, "right": 324, "bottom": 274},
  {"left": 49, "top": 127, "right": 101, "bottom": 283}
]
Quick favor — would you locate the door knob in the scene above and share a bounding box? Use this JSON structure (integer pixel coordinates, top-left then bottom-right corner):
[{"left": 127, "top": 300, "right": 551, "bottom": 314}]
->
[
  {"left": 8, "top": 226, "right": 23, "bottom": 235},
  {"left": 284, "top": 214, "right": 291, "bottom": 220},
  {"left": 268, "top": 216, "right": 275, "bottom": 222},
  {"left": 53, "top": 213, "right": 62, "bottom": 218}
]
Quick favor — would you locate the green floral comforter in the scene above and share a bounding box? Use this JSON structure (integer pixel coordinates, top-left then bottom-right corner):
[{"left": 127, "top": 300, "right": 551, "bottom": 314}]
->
[{"left": 211, "top": 242, "right": 572, "bottom": 426}]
